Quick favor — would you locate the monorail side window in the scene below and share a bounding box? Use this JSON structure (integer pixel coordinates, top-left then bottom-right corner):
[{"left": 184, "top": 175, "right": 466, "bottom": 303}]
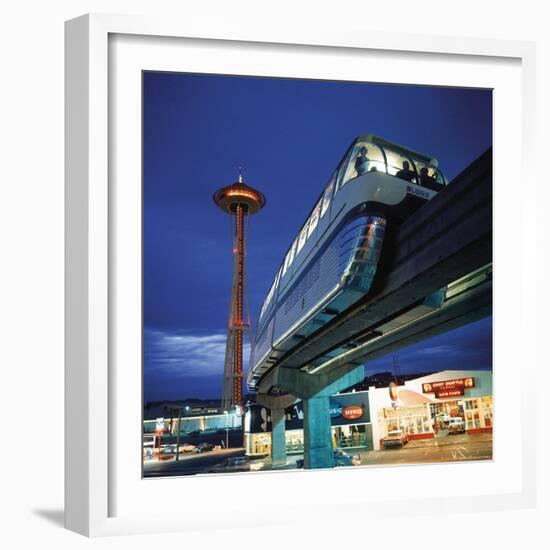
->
[
  {"left": 335, "top": 147, "right": 355, "bottom": 192},
  {"left": 338, "top": 143, "right": 361, "bottom": 189},
  {"left": 282, "top": 238, "right": 298, "bottom": 276},
  {"left": 413, "top": 160, "right": 446, "bottom": 190},
  {"left": 320, "top": 178, "right": 335, "bottom": 218},
  {"left": 263, "top": 267, "right": 282, "bottom": 314},
  {"left": 264, "top": 282, "right": 275, "bottom": 309},
  {"left": 307, "top": 200, "right": 322, "bottom": 239},
  {"left": 296, "top": 220, "right": 310, "bottom": 254}
]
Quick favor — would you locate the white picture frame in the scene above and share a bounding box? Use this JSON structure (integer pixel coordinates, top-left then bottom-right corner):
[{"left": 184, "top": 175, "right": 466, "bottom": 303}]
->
[{"left": 65, "top": 13, "right": 537, "bottom": 537}]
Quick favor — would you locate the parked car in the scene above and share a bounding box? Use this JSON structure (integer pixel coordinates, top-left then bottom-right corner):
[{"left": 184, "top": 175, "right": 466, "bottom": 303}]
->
[
  {"left": 208, "top": 456, "right": 251, "bottom": 473},
  {"left": 381, "top": 429, "right": 409, "bottom": 448},
  {"left": 447, "top": 417, "right": 466, "bottom": 434},
  {"left": 180, "top": 443, "right": 195, "bottom": 453},
  {"left": 160, "top": 444, "right": 177, "bottom": 454},
  {"left": 193, "top": 442, "right": 215, "bottom": 453},
  {"left": 296, "top": 449, "right": 361, "bottom": 469}
]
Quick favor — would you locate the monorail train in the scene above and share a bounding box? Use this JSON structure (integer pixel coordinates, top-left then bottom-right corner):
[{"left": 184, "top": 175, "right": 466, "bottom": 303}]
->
[{"left": 248, "top": 134, "right": 448, "bottom": 391}]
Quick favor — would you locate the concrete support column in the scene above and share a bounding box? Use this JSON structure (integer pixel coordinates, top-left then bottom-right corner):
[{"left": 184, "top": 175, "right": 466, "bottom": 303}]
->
[
  {"left": 254, "top": 393, "right": 298, "bottom": 467},
  {"left": 271, "top": 408, "right": 287, "bottom": 465},
  {"left": 257, "top": 364, "right": 364, "bottom": 470},
  {"left": 303, "top": 395, "right": 334, "bottom": 469}
]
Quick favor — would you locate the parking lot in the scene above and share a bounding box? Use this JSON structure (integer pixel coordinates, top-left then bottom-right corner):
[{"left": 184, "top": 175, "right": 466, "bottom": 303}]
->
[{"left": 361, "top": 432, "right": 493, "bottom": 466}]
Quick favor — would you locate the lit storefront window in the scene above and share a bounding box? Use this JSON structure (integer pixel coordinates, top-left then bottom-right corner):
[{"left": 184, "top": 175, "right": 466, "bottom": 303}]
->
[
  {"left": 246, "top": 424, "right": 372, "bottom": 456},
  {"left": 250, "top": 433, "right": 271, "bottom": 455},
  {"left": 333, "top": 424, "right": 370, "bottom": 448},
  {"left": 285, "top": 430, "right": 304, "bottom": 452},
  {"left": 383, "top": 404, "right": 433, "bottom": 436},
  {"left": 481, "top": 396, "right": 493, "bottom": 427}
]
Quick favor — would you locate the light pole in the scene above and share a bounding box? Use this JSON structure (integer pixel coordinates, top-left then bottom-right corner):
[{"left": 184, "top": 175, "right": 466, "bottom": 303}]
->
[
  {"left": 175, "top": 407, "right": 182, "bottom": 461},
  {"left": 224, "top": 410, "right": 229, "bottom": 449}
]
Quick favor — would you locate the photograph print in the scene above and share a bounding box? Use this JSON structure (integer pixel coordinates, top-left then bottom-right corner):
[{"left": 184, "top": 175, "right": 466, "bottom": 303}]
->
[{"left": 142, "top": 71, "right": 493, "bottom": 477}]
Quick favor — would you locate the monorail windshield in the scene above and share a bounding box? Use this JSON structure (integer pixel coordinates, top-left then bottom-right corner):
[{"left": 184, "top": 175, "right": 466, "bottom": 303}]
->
[
  {"left": 338, "top": 137, "right": 446, "bottom": 191},
  {"left": 257, "top": 135, "right": 446, "bottom": 323}
]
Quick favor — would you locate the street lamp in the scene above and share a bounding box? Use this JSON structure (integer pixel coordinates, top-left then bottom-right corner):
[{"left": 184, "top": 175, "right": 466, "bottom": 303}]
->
[{"left": 224, "top": 410, "right": 229, "bottom": 449}]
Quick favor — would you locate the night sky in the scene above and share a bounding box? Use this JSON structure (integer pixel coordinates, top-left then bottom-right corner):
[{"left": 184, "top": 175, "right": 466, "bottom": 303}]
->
[{"left": 143, "top": 72, "right": 493, "bottom": 403}]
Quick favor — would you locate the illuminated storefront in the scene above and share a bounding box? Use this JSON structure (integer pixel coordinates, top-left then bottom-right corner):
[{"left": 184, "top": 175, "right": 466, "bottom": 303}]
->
[
  {"left": 143, "top": 409, "right": 241, "bottom": 436},
  {"left": 368, "top": 370, "right": 493, "bottom": 450},
  {"left": 244, "top": 390, "right": 373, "bottom": 456}
]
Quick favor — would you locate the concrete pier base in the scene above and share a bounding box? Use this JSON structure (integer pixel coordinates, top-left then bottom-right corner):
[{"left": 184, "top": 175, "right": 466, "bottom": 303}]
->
[
  {"left": 303, "top": 395, "right": 334, "bottom": 469},
  {"left": 271, "top": 407, "right": 287, "bottom": 465},
  {"left": 255, "top": 393, "right": 299, "bottom": 466}
]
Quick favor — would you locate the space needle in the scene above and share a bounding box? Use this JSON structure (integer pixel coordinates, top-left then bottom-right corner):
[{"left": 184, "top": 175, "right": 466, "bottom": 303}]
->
[{"left": 214, "top": 170, "right": 266, "bottom": 411}]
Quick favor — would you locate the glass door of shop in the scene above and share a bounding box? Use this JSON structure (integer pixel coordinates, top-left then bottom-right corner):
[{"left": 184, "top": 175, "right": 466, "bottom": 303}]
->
[
  {"left": 333, "top": 425, "right": 371, "bottom": 449},
  {"left": 464, "top": 398, "right": 482, "bottom": 430},
  {"left": 481, "top": 396, "right": 493, "bottom": 428}
]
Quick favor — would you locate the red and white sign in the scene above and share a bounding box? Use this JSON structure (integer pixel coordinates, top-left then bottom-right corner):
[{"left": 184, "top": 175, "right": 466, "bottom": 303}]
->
[
  {"left": 435, "top": 389, "right": 465, "bottom": 399},
  {"left": 342, "top": 405, "right": 363, "bottom": 420},
  {"left": 422, "top": 377, "right": 475, "bottom": 398}
]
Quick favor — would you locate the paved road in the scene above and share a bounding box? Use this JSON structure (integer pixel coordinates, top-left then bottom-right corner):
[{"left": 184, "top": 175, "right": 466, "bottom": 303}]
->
[
  {"left": 143, "top": 433, "right": 492, "bottom": 476},
  {"left": 143, "top": 448, "right": 246, "bottom": 477}
]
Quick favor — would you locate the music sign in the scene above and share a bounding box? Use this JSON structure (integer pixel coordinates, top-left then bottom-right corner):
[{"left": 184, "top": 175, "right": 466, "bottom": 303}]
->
[{"left": 422, "top": 377, "right": 475, "bottom": 398}]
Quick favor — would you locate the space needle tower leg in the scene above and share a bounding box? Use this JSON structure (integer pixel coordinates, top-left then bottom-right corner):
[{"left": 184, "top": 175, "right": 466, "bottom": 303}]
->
[{"left": 233, "top": 203, "right": 245, "bottom": 407}]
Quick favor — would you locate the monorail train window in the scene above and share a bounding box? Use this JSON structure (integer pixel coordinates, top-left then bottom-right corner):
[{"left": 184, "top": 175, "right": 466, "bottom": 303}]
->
[
  {"left": 260, "top": 297, "right": 267, "bottom": 320},
  {"left": 354, "top": 141, "right": 386, "bottom": 175},
  {"left": 320, "top": 178, "right": 335, "bottom": 218},
  {"left": 338, "top": 142, "right": 387, "bottom": 189},
  {"left": 262, "top": 268, "right": 281, "bottom": 316},
  {"left": 384, "top": 148, "right": 418, "bottom": 183},
  {"left": 307, "top": 200, "right": 322, "bottom": 239},
  {"left": 435, "top": 169, "right": 445, "bottom": 185},
  {"left": 337, "top": 144, "right": 362, "bottom": 189},
  {"left": 282, "top": 238, "right": 298, "bottom": 276},
  {"left": 413, "top": 160, "right": 445, "bottom": 190},
  {"left": 335, "top": 147, "right": 355, "bottom": 191},
  {"left": 296, "top": 220, "right": 309, "bottom": 255}
]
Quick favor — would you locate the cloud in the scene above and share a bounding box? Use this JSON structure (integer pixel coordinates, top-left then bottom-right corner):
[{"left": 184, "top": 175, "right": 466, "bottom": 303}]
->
[
  {"left": 413, "top": 345, "right": 456, "bottom": 356},
  {"left": 144, "top": 327, "right": 251, "bottom": 378}
]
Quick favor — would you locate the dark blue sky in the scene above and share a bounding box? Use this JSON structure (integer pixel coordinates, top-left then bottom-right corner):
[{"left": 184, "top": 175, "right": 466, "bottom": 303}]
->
[{"left": 143, "top": 72, "right": 493, "bottom": 402}]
